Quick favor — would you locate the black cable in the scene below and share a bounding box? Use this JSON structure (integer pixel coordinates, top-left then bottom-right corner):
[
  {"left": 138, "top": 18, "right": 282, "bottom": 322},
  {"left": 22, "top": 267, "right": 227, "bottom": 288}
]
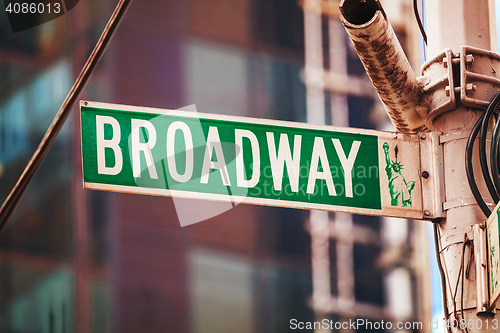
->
[
  {"left": 0, "top": 0, "right": 134, "bottom": 232},
  {"left": 460, "top": 234, "right": 469, "bottom": 333},
  {"left": 466, "top": 113, "right": 492, "bottom": 217},
  {"left": 413, "top": 0, "right": 427, "bottom": 45},
  {"left": 491, "top": 110, "right": 500, "bottom": 197},
  {"left": 479, "top": 91, "right": 500, "bottom": 202},
  {"left": 434, "top": 223, "right": 452, "bottom": 333},
  {"left": 452, "top": 250, "right": 463, "bottom": 328}
]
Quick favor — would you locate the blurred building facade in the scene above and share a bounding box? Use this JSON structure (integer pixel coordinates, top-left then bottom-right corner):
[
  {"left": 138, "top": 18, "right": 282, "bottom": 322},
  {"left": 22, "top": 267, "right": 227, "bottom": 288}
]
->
[{"left": 0, "top": 0, "right": 429, "bottom": 332}]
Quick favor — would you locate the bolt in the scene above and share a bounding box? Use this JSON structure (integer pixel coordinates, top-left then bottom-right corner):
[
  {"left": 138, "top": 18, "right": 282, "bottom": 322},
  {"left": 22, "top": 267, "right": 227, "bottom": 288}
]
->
[
  {"left": 84, "top": 101, "right": 88, "bottom": 106},
  {"left": 443, "top": 57, "right": 448, "bottom": 68},
  {"left": 482, "top": 262, "right": 487, "bottom": 268},
  {"left": 422, "top": 171, "right": 430, "bottom": 179},
  {"left": 466, "top": 83, "right": 477, "bottom": 92},
  {"left": 479, "top": 222, "right": 486, "bottom": 230},
  {"left": 424, "top": 209, "right": 431, "bottom": 216},
  {"left": 445, "top": 86, "right": 451, "bottom": 97},
  {"left": 421, "top": 134, "right": 426, "bottom": 139},
  {"left": 465, "top": 54, "right": 474, "bottom": 65}
]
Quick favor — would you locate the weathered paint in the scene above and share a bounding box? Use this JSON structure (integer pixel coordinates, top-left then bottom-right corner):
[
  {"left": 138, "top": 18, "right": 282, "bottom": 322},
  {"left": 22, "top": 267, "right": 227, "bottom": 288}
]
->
[{"left": 339, "top": 0, "right": 428, "bottom": 134}]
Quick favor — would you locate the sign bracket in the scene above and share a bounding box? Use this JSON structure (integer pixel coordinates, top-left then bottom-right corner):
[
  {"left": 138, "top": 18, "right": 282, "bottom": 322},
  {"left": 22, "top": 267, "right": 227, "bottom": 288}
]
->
[
  {"left": 420, "top": 132, "right": 446, "bottom": 220},
  {"left": 474, "top": 223, "right": 494, "bottom": 313}
]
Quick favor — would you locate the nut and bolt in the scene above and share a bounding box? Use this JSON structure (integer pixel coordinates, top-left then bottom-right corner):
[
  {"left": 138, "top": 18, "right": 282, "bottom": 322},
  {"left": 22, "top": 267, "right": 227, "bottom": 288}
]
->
[
  {"left": 466, "top": 83, "right": 477, "bottom": 92},
  {"left": 465, "top": 54, "right": 474, "bottom": 65}
]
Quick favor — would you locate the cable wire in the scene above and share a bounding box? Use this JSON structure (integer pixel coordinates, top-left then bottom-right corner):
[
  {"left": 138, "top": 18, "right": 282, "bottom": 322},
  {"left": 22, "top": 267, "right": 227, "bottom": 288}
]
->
[
  {"left": 413, "top": 0, "right": 427, "bottom": 45},
  {"left": 0, "top": 0, "right": 134, "bottom": 232},
  {"left": 491, "top": 109, "right": 500, "bottom": 196},
  {"left": 434, "top": 223, "right": 452, "bottom": 333},
  {"left": 466, "top": 90, "right": 500, "bottom": 217},
  {"left": 479, "top": 91, "right": 500, "bottom": 202},
  {"left": 466, "top": 113, "right": 492, "bottom": 216},
  {"left": 460, "top": 233, "right": 470, "bottom": 333}
]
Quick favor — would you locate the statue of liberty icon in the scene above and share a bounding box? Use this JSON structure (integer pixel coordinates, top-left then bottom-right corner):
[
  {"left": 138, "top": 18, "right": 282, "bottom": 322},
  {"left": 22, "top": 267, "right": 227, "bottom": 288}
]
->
[{"left": 383, "top": 142, "right": 415, "bottom": 207}]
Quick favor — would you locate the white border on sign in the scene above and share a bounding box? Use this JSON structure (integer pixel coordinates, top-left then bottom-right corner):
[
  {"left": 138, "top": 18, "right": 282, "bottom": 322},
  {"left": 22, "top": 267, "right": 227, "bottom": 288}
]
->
[{"left": 81, "top": 100, "right": 399, "bottom": 138}]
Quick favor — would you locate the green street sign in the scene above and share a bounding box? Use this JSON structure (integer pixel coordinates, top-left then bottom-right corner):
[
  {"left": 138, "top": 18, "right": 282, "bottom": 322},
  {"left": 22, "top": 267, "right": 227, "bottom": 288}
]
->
[
  {"left": 487, "top": 202, "right": 500, "bottom": 307},
  {"left": 80, "top": 101, "right": 427, "bottom": 219}
]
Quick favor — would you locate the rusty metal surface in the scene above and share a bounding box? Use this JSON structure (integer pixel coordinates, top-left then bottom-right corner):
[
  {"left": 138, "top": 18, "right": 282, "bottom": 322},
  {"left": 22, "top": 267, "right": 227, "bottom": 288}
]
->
[
  {"left": 420, "top": 45, "right": 500, "bottom": 123},
  {"left": 419, "top": 132, "right": 446, "bottom": 219},
  {"left": 460, "top": 45, "right": 500, "bottom": 108},
  {"left": 420, "top": 49, "right": 457, "bottom": 125},
  {"left": 340, "top": 8, "right": 428, "bottom": 133}
]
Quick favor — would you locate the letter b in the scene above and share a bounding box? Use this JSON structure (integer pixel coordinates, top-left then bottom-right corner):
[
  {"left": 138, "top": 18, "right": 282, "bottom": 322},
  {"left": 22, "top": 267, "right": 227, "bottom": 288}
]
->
[{"left": 96, "top": 115, "right": 123, "bottom": 175}]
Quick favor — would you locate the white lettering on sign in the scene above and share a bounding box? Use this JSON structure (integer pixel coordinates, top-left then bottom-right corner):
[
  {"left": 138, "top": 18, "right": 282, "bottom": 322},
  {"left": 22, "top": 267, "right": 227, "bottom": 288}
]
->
[
  {"left": 93, "top": 117, "right": 364, "bottom": 199},
  {"left": 131, "top": 119, "right": 158, "bottom": 179},
  {"left": 96, "top": 115, "right": 123, "bottom": 175},
  {"left": 307, "top": 137, "right": 336, "bottom": 196},
  {"left": 166, "top": 121, "right": 194, "bottom": 183},
  {"left": 266, "top": 133, "right": 302, "bottom": 192},
  {"left": 332, "top": 139, "right": 361, "bottom": 198},
  {"left": 200, "top": 126, "right": 231, "bottom": 186},
  {"left": 235, "top": 129, "right": 260, "bottom": 188}
]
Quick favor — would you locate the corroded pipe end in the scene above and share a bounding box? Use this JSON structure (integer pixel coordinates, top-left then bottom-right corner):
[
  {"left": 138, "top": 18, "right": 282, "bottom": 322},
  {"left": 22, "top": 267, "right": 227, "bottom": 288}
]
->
[
  {"left": 339, "top": 0, "right": 385, "bottom": 26},
  {"left": 339, "top": 0, "right": 429, "bottom": 133}
]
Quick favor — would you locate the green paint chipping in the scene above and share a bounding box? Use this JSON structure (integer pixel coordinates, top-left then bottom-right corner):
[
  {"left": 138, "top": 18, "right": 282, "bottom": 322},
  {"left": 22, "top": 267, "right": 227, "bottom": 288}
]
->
[
  {"left": 488, "top": 205, "right": 500, "bottom": 299},
  {"left": 383, "top": 142, "right": 415, "bottom": 207},
  {"left": 494, "top": 208, "right": 500, "bottom": 295},
  {"left": 491, "top": 228, "right": 498, "bottom": 295}
]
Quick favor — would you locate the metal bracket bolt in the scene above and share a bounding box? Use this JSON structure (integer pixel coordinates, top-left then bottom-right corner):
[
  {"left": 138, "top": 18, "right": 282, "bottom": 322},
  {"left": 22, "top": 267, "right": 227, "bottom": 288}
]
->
[
  {"left": 421, "top": 46, "right": 500, "bottom": 124},
  {"left": 466, "top": 83, "right": 477, "bottom": 92},
  {"left": 465, "top": 54, "right": 474, "bottom": 65}
]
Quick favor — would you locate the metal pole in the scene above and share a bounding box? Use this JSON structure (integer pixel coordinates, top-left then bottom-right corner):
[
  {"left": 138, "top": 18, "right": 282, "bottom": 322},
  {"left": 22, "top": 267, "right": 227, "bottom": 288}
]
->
[
  {"left": 427, "top": 0, "right": 498, "bottom": 331},
  {"left": 0, "top": 0, "right": 133, "bottom": 232}
]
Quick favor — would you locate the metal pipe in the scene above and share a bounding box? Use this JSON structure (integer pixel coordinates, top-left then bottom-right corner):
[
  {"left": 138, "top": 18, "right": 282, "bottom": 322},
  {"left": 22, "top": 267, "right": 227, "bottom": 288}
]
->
[{"left": 339, "top": 0, "right": 428, "bottom": 133}]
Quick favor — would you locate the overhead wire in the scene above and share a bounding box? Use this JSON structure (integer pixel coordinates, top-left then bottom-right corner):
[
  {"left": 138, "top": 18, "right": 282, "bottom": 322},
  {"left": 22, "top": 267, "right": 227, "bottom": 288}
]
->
[
  {"left": 413, "top": 0, "right": 427, "bottom": 45},
  {"left": 0, "top": 0, "right": 133, "bottom": 233}
]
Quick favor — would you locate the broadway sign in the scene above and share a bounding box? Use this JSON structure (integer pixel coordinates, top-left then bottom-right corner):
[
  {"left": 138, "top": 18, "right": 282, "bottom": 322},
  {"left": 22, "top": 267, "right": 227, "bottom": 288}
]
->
[{"left": 80, "top": 101, "right": 432, "bottom": 219}]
